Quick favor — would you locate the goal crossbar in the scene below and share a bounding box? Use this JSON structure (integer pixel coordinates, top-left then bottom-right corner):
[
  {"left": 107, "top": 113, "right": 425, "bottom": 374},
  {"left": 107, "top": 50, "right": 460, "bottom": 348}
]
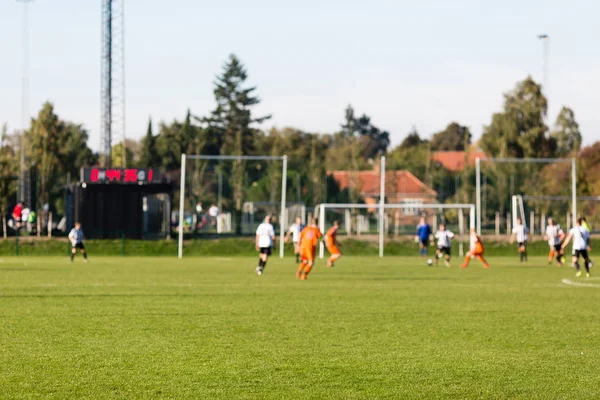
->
[
  {"left": 317, "top": 203, "right": 476, "bottom": 258},
  {"left": 187, "top": 155, "right": 285, "bottom": 161},
  {"left": 178, "top": 153, "right": 288, "bottom": 259}
]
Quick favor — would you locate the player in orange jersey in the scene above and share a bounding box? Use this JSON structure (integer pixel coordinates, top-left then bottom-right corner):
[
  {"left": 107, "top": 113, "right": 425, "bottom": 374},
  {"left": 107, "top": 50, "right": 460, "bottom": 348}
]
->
[
  {"left": 297, "top": 218, "right": 322, "bottom": 280},
  {"left": 325, "top": 220, "right": 342, "bottom": 268},
  {"left": 460, "top": 228, "right": 490, "bottom": 269}
]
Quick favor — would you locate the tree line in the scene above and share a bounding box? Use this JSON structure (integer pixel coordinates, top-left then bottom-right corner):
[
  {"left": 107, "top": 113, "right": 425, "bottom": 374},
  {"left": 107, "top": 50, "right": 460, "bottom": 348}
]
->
[{"left": 1, "top": 54, "right": 598, "bottom": 226}]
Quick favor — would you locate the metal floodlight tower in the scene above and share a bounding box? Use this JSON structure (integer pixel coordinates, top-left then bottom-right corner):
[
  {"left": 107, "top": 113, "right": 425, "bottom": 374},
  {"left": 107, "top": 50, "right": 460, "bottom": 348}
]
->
[
  {"left": 100, "top": 0, "right": 126, "bottom": 168},
  {"left": 537, "top": 33, "right": 549, "bottom": 114},
  {"left": 17, "top": 0, "right": 33, "bottom": 206},
  {"left": 537, "top": 34, "right": 549, "bottom": 89}
]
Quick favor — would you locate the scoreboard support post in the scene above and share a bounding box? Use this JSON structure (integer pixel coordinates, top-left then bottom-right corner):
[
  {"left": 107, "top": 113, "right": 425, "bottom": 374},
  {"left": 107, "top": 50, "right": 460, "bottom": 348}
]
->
[{"left": 178, "top": 154, "right": 186, "bottom": 259}]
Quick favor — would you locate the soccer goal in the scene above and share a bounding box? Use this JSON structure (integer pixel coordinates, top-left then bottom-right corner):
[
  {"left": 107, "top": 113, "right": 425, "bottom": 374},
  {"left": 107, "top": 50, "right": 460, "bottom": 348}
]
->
[
  {"left": 512, "top": 195, "right": 599, "bottom": 235},
  {"left": 316, "top": 203, "right": 475, "bottom": 258},
  {"left": 476, "top": 157, "right": 576, "bottom": 235},
  {"left": 178, "top": 154, "right": 288, "bottom": 259}
]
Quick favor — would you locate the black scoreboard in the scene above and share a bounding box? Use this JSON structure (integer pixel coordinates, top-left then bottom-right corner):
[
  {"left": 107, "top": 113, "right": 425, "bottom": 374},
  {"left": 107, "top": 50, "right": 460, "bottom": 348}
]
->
[
  {"left": 73, "top": 167, "right": 172, "bottom": 238},
  {"left": 81, "top": 168, "right": 160, "bottom": 184}
]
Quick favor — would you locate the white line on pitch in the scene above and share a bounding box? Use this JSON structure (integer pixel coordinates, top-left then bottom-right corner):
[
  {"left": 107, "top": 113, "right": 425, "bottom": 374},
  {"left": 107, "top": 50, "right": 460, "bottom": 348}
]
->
[{"left": 562, "top": 278, "right": 600, "bottom": 288}]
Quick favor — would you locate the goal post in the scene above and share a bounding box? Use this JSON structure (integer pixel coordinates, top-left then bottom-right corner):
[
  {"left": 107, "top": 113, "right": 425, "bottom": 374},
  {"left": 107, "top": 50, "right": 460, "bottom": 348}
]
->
[
  {"left": 317, "top": 202, "right": 476, "bottom": 258},
  {"left": 476, "top": 157, "right": 576, "bottom": 235},
  {"left": 178, "top": 153, "right": 288, "bottom": 259}
]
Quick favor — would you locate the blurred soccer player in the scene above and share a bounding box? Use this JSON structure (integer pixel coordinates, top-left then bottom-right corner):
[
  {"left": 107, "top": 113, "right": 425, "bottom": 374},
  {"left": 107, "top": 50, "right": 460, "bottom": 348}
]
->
[
  {"left": 544, "top": 217, "right": 565, "bottom": 266},
  {"left": 415, "top": 216, "right": 432, "bottom": 258},
  {"left": 434, "top": 223, "right": 454, "bottom": 267},
  {"left": 510, "top": 217, "right": 529, "bottom": 262},
  {"left": 68, "top": 222, "right": 88, "bottom": 263},
  {"left": 255, "top": 215, "right": 276, "bottom": 276},
  {"left": 461, "top": 228, "right": 490, "bottom": 269},
  {"left": 325, "top": 220, "right": 342, "bottom": 268},
  {"left": 562, "top": 217, "right": 593, "bottom": 278},
  {"left": 297, "top": 218, "right": 322, "bottom": 280},
  {"left": 581, "top": 217, "right": 591, "bottom": 233},
  {"left": 285, "top": 216, "right": 304, "bottom": 264}
]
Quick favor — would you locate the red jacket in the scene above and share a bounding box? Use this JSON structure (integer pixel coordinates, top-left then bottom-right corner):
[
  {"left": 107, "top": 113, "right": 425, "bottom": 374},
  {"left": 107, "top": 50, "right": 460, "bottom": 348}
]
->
[{"left": 12, "top": 204, "right": 23, "bottom": 219}]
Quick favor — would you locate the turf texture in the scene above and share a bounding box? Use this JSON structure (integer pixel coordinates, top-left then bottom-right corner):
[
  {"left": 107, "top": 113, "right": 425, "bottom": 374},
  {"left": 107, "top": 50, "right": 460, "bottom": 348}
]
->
[{"left": 0, "top": 255, "right": 599, "bottom": 399}]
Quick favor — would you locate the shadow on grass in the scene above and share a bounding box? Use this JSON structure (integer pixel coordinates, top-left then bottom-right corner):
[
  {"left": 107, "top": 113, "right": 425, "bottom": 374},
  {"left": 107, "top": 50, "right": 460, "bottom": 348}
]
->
[
  {"left": 0, "top": 268, "right": 70, "bottom": 272},
  {"left": 0, "top": 293, "right": 225, "bottom": 299}
]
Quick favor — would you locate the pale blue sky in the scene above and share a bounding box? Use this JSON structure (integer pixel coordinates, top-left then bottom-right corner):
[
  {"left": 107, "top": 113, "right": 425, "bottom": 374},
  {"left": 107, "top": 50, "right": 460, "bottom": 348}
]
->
[{"left": 1, "top": 0, "right": 599, "bottom": 151}]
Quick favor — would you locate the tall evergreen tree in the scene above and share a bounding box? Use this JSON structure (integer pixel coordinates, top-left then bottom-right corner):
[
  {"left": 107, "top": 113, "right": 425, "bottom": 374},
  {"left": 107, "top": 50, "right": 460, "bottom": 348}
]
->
[
  {"left": 139, "top": 117, "right": 157, "bottom": 167},
  {"left": 340, "top": 105, "right": 360, "bottom": 203},
  {"left": 206, "top": 54, "right": 270, "bottom": 232}
]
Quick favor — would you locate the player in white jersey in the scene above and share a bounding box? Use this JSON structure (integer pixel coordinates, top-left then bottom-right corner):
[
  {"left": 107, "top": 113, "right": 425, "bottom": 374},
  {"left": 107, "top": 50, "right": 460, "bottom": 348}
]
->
[
  {"left": 561, "top": 217, "right": 592, "bottom": 278},
  {"left": 255, "top": 215, "right": 276, "bottom": 276},
  {"left": 544, "top": 217, "right": 565, "bottom": 266},
  {"left": 285, "top": 216, "right": 304, "bottom": 264},
  {"left": 510, "top": 218, "right": 529, "bottom": 262},
  {"left": 434, "top": 224, "right": 454, "bottom": 267}
]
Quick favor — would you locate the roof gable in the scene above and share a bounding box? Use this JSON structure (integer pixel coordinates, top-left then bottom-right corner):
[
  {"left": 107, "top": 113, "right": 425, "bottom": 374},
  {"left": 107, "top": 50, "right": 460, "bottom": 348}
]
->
[{"left": 330, "top": 170, "right": 437, "bottom": 197}]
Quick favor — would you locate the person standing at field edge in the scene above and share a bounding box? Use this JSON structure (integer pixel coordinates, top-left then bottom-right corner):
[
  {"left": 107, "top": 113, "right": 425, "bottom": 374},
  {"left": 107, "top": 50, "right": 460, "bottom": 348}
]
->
[
  {"left": 255, "top": 215, "right": 276, "bottom": 276},
  {"left": 68, "top": 222, "right": 88, "bottom": 263},
  {"left": 12, "top": 201, "right": 23, "bottom": 231}
]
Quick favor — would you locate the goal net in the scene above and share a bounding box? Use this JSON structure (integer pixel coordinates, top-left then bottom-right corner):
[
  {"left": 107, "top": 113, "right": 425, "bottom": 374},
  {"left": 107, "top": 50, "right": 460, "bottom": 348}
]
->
[
  {"left": 476, "top": 157, "right": 576, "bottom": 235},
  {"left": 316, "top": 203, "right": 475, "bottom": 258},
  {"left": 513, "top": 194, "right": 599, "bottom": 236}
]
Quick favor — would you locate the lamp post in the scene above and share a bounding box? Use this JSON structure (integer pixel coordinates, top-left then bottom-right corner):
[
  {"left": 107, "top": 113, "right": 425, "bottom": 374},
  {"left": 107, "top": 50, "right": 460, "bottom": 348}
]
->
[
  {"left": 537, "top": 34, "right": 549, "bottom": 109},
  {"left": 17, "top": 0, "right": 33, "bottom": 205}
]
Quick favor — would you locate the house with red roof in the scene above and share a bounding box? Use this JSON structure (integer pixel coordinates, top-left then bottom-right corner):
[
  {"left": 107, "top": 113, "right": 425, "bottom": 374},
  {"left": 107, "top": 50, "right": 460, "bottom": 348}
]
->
[
  {"left": 431, "top": 149, "right": 487, "bottom": 172},
  {"left": 329, "top": 167, "right": 437, "bottom": 220}
]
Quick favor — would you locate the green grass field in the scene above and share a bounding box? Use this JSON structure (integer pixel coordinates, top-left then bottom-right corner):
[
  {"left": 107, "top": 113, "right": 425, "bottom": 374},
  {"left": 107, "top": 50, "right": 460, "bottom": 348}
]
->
[{"left": 1, "top": 254, "right": 599, "bottom": 399}]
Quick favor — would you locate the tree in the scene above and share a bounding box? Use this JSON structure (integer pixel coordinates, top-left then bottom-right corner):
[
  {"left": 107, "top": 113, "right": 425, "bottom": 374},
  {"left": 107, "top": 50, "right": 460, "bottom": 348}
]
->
[
  {"left": 111, "top": 141, "right": 135, "bottom": 168},
  {"left": 340, "top": 105, "right": 360, "bottom": 203},
  {"left": 551, "top": 107, "right": 581, "bottom": 157},
  {"left": 480, "top": 77, "right": 550, "bottom": 158},
  {"left": 59, "top": 122, "right": 96, "bottom": 178},
  {"left": 0, "top": 124, "right": 18, "bottom": 216},
  {"left": 388, "top": 128, "right": 432, "bottom": 181},
  {"left": 155, "top": 110, "right": 200, "bottom": 171},
  {"left": 399, "top": 127, "right": 428, "bottom": 149},
  {"left": 25, "top": 102, "right": 96, "bottom": 213},
  {"left": 430, "top": 122, "right": 471, "bottom": 151},
  {"left": 206, "top": 54, "right": 270, "bottom": 232},
  {"left": 27, "top": 102, "right": 64, "bottom": 209},
  {"left": 354, "top": 113, "right": 390, "bottom": 159},
  {"left": 139, "top": 118, "right": 158, "bottom": 167},
  {"left": 579, "top": 142, "right": 600, "bottom": 195}
]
